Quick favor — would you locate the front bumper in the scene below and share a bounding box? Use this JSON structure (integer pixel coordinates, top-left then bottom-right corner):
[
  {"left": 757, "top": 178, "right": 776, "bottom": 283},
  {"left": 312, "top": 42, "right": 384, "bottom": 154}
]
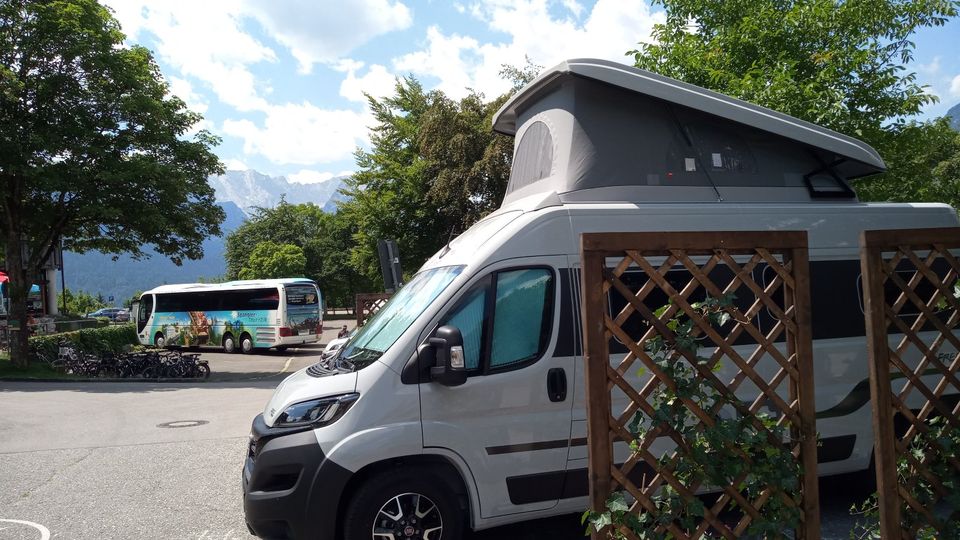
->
[{"left": 242, "top": 414, "right": 352, "bottom": 540}]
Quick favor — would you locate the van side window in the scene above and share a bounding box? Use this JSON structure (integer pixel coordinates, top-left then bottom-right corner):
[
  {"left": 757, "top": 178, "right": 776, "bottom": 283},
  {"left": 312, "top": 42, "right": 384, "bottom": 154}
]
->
[
  {"left": 440, "top": 267, "right": 555, "bottom": 375},
  {"left": 491, "top": 269, "right": 552, "bottom": 368}
]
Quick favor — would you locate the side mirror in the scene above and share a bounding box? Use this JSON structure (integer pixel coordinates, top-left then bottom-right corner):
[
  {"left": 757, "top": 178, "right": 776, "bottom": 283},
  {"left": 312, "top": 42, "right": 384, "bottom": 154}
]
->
[{"left": 429, "top": 325, "right": 467, "bottom": 387}]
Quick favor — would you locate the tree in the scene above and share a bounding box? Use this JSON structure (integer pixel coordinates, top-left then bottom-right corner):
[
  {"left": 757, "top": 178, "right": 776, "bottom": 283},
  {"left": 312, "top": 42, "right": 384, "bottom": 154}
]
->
[
  {"left": 630, "top": 0, "right": 960, "bottom": 206},
  {"left": 238, "top": 241, "right": 307, "bottom": 280},
  {"left": 1, "top": 0, "right": 224, "bottom": 367},
  {"left": 58, "top": 288, "right": 106, "bottom": 316},
  {"left": 225, "top": 200, "right": 371, "bottom": 308},
  {"left": 122, "top": 290, "right": 142, "bottom": 309},
  {"left": 340, "top": 77, "right": 515, "bottom": 284}
]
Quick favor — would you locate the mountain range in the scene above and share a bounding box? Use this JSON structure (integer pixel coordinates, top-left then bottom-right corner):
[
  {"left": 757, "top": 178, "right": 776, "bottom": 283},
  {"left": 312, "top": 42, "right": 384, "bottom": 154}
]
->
[
  {"left": 948, "top": 102, "right": 960, "bottom": 132},
  {"left": 62, "top": 170, "right": 349, "bottom": 306}
]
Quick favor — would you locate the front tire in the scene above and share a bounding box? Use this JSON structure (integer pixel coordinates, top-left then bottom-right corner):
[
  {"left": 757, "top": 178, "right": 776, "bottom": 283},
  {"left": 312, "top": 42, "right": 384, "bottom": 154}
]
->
[
  {"left": 342, "top": 469, "right": 462, "bottom": 540},
  {"left": 239, "top": 333, "right": 254, "bottom": 354},
  {"left": 222, "top": 333, "right": 236, "bottom": 354},
  {"left": 154, "top": 333, "right": 166, "bottom": 348}
]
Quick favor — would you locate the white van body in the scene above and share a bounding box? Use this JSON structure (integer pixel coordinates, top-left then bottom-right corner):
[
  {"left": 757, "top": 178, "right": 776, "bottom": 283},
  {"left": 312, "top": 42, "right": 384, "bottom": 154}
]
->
[{"left": 242, "top": 60, "right": 960, "bottom": 540}]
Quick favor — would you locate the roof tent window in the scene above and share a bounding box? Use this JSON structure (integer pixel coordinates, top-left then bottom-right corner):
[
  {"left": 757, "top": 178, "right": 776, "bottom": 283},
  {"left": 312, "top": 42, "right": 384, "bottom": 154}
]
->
[{"left": 507, "top": 121, "right": 553, "bottom": 194}]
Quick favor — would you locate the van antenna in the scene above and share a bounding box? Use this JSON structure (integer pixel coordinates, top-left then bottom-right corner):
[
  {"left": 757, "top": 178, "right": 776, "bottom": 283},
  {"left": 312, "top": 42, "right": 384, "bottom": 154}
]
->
[
  {"left": 438, "top": 225, "right": 457, "bottom": 259},
  {"left": 667, "top": 104, "right": 723, "bottom": 202}
]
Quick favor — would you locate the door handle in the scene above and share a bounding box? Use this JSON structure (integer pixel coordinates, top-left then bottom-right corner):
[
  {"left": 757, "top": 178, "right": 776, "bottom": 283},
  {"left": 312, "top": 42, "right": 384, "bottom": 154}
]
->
[{"left": 547, "top": 368, "right": 567, "bottom": 402}]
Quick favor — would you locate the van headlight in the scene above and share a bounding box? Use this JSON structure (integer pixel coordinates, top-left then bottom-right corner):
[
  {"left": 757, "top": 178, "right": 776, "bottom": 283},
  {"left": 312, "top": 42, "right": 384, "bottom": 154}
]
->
[{"left": 274, "top": 393, "right": 359, "bottom": 427}]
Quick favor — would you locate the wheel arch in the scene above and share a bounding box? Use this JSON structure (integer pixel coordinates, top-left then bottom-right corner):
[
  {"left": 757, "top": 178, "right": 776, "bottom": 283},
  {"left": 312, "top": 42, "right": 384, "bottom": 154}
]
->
[{"left": 336, "top": 453, "right": 476, "bottom": 538}]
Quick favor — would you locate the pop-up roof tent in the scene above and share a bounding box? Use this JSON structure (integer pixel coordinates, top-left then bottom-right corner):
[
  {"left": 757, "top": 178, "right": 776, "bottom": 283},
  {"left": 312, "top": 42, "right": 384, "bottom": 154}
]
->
[{"left": 492, "top": 59, "right": 886, "bottom": 207}]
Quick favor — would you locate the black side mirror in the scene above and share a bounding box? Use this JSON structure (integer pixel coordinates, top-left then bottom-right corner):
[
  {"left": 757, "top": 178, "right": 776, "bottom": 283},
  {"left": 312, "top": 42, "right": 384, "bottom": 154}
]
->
[{"left": 429, "top": 325, "right": 467, "bottom": 387}]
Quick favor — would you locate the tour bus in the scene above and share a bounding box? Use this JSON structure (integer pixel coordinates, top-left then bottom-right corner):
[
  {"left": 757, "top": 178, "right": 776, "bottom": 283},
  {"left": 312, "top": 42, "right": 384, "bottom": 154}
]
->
[
  {"left": 242, "top": 59, "right": 960, "bottom": 540},
  {"left": 133, "top": 279, "right": 322, "bottom": 353}
]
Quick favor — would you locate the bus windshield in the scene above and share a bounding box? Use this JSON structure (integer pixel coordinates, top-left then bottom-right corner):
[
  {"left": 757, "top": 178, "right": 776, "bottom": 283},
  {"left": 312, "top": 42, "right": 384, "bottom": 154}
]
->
[
  {"left": 284, "top": 283, "right": 321, "bottom": 335},
  {"left": 338, "top": 266, "right": 464, "bottom": 370}
]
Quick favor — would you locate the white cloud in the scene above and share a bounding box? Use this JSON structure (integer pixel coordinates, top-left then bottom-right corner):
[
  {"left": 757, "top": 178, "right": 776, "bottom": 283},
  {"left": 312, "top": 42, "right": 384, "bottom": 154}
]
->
[
  {"left": 167, "top": 76, "right": 208, "bottom": 114},
  {"left": 392, "top": 0, "right": 663, "bottom": 100},
  {"left": 222, "top": 103, "right": 371, "bottom": 166},
  {"left": 561, "top": 0, "right": 585, "bottom": 18},
  {"left": 224, "top": 158, "right": 249, "bottom": 171},
  {"left": 240, "top": 0, "right": 413, "bottom": 74},
  {"left": 337, "top": 61, "right": 398, "bottom": 103},
  {"left": 105, "top": 0, "right": 275, "bottom": 112},
  {"left": 919, "top": 56, "right": 942, "bottom": 76},
  {"left": 951, "top": 74, "right": 960, "bottom": 97},
  {"left": 288, "top": 169, "right": 355, "bottom": 184}
]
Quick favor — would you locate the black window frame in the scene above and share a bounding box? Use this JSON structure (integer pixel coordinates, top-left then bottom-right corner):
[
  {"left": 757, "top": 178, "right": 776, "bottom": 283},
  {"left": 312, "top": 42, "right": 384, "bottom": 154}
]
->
[{"left": 439, "top": 265, "right": 556, "bottom": 377}]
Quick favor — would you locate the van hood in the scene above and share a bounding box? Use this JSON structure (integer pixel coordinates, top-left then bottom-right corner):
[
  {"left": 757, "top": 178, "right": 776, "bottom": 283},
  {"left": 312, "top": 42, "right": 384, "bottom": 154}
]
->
[{"left": 263, "top": 366, "right": 358, "bottom": 427}]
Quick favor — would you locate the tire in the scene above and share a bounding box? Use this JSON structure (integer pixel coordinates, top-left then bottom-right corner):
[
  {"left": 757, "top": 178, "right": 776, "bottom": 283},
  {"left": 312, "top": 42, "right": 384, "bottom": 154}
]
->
[
  {"left": 154, "top": 333, "right": 166, "bottom": 348},
  {"left": 239, "top": 334, "right": 254, "bottom": 355},
  {"left": 196, "top": 362, "right": 210, "bottom": 379},
  {"left": 342, "top": 469, "right": 462, "bottom": 540},
  {"left": 275, "top": 345, "right": 289, "bottom": 352},
  {"left": 222, "top": 333, "right": 236, "bottom": 354}
]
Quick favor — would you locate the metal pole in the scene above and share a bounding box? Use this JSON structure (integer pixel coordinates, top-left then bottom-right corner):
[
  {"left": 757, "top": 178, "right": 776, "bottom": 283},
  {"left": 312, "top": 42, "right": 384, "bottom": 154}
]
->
[{"left": 60, "top": 238, "right": 67, "bottom": 314}]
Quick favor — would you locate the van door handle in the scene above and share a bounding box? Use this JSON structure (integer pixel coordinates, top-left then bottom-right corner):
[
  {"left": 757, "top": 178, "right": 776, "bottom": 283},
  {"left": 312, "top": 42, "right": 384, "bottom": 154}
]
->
[{"left": 547, "top": 368, "right": 567, "bottom": 402}]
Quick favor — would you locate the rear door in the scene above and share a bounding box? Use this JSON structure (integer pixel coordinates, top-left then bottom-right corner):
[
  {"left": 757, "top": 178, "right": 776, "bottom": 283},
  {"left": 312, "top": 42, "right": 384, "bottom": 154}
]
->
[{"left": 419, "top": 256, "right": 575, "bottom": 518}]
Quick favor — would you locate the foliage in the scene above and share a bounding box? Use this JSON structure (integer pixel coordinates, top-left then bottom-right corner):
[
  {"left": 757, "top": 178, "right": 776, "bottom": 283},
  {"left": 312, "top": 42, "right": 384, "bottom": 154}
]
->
[
  {"left": 630, "top": 0, "right": 960, "bottom": 207},
  {"left": 123, "top": 290, "right": 143, "bottom": 309},
  {"left": 238, "top": 241, "right": 307, "bottom": 280},
  {"left": 0, "top": 0, "right": 224, "bottom": 367},
  {"left": 29, "top": 323, "right": 138, "bottom": 362},
  {"left": 583, "top": 295, "right": 802, "bottom": 539},
  {"left": 850, "top": 416, "right": 960, "bottom": 539},
  {"left": 340, "top": 77, "right": 514, "bottom": 284},
  {"left": 57, "top": 288, "right": 107, "bottom": 316},
  {"left": 225, "top": 200, "right": 369, "bottom": 307}
]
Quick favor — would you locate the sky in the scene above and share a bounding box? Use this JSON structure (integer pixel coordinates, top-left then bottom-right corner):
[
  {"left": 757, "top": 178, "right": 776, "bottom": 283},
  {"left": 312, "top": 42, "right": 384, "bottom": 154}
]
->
[{"left": 102, "top": 0, "right": 960, "bottom": 185}]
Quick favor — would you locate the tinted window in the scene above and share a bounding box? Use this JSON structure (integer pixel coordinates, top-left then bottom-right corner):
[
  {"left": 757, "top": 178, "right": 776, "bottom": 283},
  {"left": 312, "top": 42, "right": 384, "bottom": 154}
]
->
[
  {"left": 286, "top": 285, "right": 319, "bottom": 305},
  {"left": 155, "top": 288, "right": 279, "bottom": 312},
  {"left": 440, "top": 267, "right": 554, "bottom": 374}
]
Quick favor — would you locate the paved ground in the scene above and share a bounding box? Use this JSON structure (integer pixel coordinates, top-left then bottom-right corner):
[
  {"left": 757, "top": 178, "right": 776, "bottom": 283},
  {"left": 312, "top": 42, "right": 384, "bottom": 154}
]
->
[{"left": 0, "top": 321, "right": 873, "bottom": 540}]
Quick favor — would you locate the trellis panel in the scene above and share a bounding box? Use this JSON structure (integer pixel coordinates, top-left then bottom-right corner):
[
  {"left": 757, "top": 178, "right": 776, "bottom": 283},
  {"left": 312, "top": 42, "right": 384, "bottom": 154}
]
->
[
  {"left": 355, "top": 292, "right": 392, "bottom": 327},
  {"left": 579, "top": 231, "right": 819, "bottom": 539},
  {"left": 860, "top": 227, "right": 960, "bottom": 539}
]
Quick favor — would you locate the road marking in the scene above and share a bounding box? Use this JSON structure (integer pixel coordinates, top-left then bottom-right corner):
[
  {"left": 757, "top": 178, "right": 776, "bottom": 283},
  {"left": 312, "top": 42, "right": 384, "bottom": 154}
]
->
[
  {"left": 0, "top": 519, "right": 50, "bottom": 540},
  {"left": 281, "top": 357, "right": 293, "bottom": 374}
]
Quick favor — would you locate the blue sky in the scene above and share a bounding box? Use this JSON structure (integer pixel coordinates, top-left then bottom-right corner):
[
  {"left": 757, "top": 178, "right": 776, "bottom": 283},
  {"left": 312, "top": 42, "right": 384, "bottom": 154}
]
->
[{"left": 103, "top": 0, "right": 960, "bottom": 185}]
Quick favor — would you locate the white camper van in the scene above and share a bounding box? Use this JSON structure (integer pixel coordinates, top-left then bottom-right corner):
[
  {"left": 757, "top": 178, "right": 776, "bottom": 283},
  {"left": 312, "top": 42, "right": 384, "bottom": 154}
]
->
[{"left": 242, "top": 59, "right": 959, "bottom": 540}]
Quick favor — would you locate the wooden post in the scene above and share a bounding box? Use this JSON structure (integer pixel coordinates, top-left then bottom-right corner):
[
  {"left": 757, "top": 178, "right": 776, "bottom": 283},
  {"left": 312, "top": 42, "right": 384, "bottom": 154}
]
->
[
  {"left": 860, "top": 231, "right": 901, "bottom": 539},
  {"left": 786, "top": 244, "right": 821, "bottom": 539},
  {"left": 580, "top": 245, "right": 613, "bottom": 539}
]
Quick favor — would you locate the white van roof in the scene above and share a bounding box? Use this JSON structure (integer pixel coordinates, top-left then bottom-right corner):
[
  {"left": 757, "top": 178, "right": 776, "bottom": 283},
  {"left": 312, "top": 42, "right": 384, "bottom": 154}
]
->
[{"left": 491, "top": 59, "right": 886, "bottom": 207}]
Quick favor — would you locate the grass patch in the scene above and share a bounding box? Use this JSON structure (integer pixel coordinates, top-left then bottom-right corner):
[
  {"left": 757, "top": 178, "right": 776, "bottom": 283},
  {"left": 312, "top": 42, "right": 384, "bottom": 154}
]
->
[{"left": 0, "top": 356, "right": 79, "bottom": 380}]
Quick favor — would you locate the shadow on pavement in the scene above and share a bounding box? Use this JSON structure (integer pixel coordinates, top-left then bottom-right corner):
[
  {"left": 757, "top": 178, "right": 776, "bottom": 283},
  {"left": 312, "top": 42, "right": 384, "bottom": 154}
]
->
[{"left": 0, "top": 380, "right": 282, "bottom": 394}]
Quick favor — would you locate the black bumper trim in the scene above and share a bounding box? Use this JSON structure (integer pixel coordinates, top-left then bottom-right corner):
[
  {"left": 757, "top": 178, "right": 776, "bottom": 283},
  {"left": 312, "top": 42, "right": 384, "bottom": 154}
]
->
[{"left": 243, "top": 414, "right": 353, "bottom": 540}]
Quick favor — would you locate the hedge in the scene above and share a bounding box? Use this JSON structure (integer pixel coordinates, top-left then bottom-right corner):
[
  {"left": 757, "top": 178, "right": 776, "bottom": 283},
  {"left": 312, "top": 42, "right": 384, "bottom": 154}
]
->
[{"left": 29, "top": 324, "right": 139, "bottom": 362}]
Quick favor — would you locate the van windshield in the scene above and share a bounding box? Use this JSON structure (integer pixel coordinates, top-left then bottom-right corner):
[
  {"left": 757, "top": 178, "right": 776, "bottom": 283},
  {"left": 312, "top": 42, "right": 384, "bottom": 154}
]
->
[{"left": 338, "top": 265, "right": 464, "bottom": 370}]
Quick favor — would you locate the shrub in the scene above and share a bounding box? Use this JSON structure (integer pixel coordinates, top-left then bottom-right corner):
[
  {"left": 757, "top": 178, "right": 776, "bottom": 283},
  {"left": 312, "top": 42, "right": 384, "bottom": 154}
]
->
[{"left": 29, "top": 324, "right": 139, "bottom": 362}]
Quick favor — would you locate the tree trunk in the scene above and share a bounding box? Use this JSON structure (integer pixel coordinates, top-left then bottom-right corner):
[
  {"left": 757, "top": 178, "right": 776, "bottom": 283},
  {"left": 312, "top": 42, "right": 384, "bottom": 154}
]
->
[{"left": 5, "top": 231, "right": 30, "bottom": 369}]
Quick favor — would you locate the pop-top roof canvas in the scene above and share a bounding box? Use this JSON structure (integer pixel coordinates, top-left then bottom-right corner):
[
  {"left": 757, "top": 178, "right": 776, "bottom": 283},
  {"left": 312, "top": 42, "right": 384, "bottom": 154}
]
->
[{"left": 492, "top": 59, "right": 886, "bottom": 207}]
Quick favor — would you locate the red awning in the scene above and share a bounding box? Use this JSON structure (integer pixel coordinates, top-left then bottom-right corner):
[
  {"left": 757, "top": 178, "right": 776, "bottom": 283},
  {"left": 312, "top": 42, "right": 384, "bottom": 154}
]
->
[{"left": 0, "top": 272, "right": 7, "bottom": 283}]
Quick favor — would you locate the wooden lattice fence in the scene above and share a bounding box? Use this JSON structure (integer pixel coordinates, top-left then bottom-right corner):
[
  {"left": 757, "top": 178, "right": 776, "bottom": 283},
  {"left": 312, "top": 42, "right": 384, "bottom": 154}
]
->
[
  {"left": 355, "top": 292, "right": 392, "bottom": 327},
  {"left": 579, "top": 231, "right": 820, "bottom": 539},
  {"left": 860, "top": 227, "right": 960, "bottom": 539}
]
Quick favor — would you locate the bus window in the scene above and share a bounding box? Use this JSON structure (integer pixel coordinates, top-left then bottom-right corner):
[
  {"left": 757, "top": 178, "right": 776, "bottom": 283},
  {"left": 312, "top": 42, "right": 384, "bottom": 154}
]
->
[
  {"left": 286, "top": 285, "right": 319, "bottom": 305},
  {"left": 137, "top": 295, "right": 153, "bottom": 333}
]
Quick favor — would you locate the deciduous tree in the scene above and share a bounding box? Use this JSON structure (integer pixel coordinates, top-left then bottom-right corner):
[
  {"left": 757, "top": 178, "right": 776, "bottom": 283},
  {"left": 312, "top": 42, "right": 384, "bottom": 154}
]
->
[
  {"left": 238, "top": 242, "right": 306, "bottom": 280},
  {"left": 1, "top": 0, "right": 224, "bottom": 367}
]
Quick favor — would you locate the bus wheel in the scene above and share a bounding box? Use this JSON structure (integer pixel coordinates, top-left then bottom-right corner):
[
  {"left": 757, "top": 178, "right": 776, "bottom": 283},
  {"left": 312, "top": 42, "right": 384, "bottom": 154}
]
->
[
  {"left": 275, "top": 345, "right": 289, "bottom": 352},
  {"left": 154, "top": 333, "right": 166, "bottom": 348},
  {"left": 222, "top": 334, "right": 236, "bottom": 354},
  {"left": 240, "top": 333, "right": 254, "bottom": 354}
]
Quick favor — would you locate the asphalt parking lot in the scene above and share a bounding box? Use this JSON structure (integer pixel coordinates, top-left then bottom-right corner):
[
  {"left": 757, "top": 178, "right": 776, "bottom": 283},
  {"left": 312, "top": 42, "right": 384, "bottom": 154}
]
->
[{"left": 0, "top": 321, "right": 872, "bottom": 539}]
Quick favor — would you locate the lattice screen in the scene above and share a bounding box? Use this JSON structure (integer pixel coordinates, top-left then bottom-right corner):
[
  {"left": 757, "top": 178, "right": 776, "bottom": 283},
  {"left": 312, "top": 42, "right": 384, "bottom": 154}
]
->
[
  {"left": 579, "top": 231, "right": 820, "bottom": 539},
  {"left": 860, "top": 227, "right": 960, "bottom": 539},
  {"left": 355, "top": 292, "right": 393, "bottom": 327}
]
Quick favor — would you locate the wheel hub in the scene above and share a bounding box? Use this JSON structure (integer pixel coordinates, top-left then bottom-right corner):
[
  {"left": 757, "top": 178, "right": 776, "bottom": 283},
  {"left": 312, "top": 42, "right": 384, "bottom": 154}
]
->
[{"left": 373, "top": 492, "right": 442, "bottom": 540}]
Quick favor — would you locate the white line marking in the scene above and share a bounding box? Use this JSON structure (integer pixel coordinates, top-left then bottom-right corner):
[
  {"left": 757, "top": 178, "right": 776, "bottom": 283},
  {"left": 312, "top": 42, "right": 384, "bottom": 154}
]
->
[
  {"left": 0, "top": 519, "right": 50, "bottom": 540},
  {"left": 281, "top": 357, "right": 293, "bottom": 374}
]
